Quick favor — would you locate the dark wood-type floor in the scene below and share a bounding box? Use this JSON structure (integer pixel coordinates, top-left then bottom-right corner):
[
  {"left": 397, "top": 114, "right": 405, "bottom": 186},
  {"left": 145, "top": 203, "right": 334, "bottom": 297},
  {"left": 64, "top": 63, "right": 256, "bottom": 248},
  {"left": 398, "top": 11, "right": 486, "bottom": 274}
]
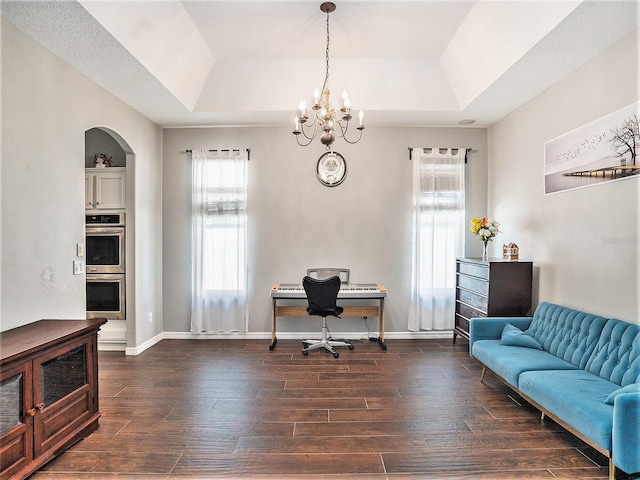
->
[{"left": 32, "top": 337, "right": 631, "bottom": 479}]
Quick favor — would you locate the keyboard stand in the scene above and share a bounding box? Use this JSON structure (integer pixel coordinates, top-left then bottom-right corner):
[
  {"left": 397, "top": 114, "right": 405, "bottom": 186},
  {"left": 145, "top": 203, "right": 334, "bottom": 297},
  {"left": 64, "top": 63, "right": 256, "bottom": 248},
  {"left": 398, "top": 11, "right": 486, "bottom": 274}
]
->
[{"left": 269, "top": 283, "right": 387, "bottom": 351}]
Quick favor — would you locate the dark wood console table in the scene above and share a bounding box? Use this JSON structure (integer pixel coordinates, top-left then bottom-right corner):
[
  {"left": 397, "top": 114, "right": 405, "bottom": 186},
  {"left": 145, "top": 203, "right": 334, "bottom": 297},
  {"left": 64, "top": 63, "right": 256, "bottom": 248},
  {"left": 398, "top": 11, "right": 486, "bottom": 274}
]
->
[{"left": 0, "top": 318, "right": 107, "bottom": 480}]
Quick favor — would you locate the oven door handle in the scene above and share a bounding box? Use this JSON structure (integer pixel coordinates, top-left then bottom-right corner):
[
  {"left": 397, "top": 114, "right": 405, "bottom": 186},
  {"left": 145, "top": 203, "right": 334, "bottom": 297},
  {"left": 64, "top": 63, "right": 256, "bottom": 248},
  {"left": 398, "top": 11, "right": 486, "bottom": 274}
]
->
[{"left": 85, "top": 227, "right": 125, "bottom": 234}]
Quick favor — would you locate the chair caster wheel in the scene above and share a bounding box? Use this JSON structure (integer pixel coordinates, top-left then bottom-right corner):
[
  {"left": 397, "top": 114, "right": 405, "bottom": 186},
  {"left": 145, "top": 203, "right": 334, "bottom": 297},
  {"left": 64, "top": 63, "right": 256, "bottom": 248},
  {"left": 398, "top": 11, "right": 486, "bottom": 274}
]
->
[
  {"left": 333, "top": 352, "right": 339, "bottom": 358},
  {"left": 348, "top": 344, "right": 354, "bottom": 350},
  {"left": 303, "top": 350, "right": 309, "bottom": 355}
]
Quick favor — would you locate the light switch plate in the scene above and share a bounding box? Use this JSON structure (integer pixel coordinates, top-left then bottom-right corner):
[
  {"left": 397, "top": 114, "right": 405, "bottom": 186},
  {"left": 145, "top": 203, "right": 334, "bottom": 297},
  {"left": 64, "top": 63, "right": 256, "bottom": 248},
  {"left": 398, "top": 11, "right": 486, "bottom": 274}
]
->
[
  {"left": 73, "top": 260, "right": 84, "bottom": 275},
  {"left": 76, "top": 243, "right": 84, "bottom": 257}
]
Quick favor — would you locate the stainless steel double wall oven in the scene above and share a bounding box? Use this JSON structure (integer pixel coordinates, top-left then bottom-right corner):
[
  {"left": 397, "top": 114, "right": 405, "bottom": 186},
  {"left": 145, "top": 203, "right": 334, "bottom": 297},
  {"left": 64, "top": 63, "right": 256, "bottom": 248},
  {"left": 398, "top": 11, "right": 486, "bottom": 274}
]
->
[{"left": 85, "top": 213, "right": 125, "bottom": 319}]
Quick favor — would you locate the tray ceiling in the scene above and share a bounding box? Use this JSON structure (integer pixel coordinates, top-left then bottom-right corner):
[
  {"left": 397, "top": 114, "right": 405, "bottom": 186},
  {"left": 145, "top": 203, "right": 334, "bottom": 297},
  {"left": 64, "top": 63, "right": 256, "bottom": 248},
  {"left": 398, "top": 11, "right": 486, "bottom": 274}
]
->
[{"left": 2, "top": 0, "right": 638, "bottom": 128}]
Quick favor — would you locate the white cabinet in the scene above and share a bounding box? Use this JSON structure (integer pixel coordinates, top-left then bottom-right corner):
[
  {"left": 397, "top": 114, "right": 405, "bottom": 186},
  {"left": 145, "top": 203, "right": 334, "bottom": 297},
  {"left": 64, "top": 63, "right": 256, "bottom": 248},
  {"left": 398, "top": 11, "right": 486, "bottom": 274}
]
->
[{"left": 85, "top": 168, "right": 125, "bottom": 210}]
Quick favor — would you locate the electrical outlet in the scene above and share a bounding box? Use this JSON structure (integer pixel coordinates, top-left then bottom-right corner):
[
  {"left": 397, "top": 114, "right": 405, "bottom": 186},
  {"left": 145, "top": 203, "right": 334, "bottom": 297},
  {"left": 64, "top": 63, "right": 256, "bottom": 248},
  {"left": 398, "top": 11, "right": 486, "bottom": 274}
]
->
[
  {"left": 73, "top": 260, "right": 84, "bottom": 275},
  {"left": 147, "top": 312, "right": 153, "bottom": 324}
]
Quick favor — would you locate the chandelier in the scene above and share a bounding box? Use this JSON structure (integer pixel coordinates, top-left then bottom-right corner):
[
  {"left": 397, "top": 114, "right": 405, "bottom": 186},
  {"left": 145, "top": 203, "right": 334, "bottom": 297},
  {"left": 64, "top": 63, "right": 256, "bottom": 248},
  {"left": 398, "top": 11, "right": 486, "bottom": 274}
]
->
[{"left": 293, "top": 2, "right": 364, "bottom": 149}]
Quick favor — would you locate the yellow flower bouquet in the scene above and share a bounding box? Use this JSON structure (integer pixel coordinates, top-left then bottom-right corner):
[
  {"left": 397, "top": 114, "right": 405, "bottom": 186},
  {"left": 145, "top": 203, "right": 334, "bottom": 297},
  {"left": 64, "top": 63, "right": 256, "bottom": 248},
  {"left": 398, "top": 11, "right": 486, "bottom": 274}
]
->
[
  {"left": 470, "top": 217, "right": 500, "bottom": 242},
  {"left": 471, "top": 217, "right": 500, "bottom": 259}
]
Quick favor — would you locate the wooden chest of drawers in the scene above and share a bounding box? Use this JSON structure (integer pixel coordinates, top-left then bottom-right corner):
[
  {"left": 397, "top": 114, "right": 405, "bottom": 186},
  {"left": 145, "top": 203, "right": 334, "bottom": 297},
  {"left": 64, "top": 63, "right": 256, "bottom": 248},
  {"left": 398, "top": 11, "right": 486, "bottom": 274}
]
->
[{"left": 454, "top": 258, "right": 533, "bottom": 342}]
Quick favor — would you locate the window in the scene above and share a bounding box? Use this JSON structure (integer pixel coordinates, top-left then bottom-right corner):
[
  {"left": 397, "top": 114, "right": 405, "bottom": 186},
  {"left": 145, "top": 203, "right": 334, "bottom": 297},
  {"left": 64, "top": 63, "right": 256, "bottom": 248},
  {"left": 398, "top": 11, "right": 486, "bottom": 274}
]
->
[
  {"left": 200, "top": 160, "right": 246, "bottom": 292},
  {"left": 191, "top": 149, "right": 248, "bottom": 333},
  {"left": 409, "top": 148, "right": 466, "bottom": 331}
]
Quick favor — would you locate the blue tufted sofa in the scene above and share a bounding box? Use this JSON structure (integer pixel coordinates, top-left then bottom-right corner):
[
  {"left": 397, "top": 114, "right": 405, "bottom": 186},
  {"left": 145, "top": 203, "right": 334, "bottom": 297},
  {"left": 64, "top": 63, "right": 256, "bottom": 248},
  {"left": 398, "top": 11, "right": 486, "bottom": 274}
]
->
[{"left": 469, "top": 302, "right": 640, "bottom": 479}]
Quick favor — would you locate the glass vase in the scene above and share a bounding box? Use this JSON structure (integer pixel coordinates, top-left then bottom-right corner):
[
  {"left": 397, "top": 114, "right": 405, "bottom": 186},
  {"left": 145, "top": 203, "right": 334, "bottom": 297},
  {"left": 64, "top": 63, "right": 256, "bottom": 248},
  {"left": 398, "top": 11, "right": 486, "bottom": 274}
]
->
[{"left": 482, "top": 240, "right": 489, "bottom": 261}]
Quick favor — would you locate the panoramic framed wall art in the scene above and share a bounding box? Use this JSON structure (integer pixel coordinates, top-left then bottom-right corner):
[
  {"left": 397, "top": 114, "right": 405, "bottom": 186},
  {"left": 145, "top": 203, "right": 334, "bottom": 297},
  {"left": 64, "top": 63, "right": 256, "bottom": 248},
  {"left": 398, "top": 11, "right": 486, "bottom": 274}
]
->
[{"left": 544, "top": 102, "right": 639, "bottom": 194}]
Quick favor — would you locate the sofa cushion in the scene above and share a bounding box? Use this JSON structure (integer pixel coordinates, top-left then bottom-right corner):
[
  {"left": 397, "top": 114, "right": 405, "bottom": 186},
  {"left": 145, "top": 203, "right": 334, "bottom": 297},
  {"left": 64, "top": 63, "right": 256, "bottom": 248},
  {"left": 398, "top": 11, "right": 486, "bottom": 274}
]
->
[
  {"left": 499, "top": 323, "right": 543, "bottom": 350},
  {"left": 585, "top": 319, "right": 640, "bottom": 387},
  {"left": 472, "top": 340, "right": 578, "bottom": 388},
  {"left": 519, "top": 369, "right": 619, "bottom": 451},
  {"left": 604, "top": 383, "right": 640, "bottom": 405},
  {"left": 525, "top": 302, "right": 608, "bottom": 369}
]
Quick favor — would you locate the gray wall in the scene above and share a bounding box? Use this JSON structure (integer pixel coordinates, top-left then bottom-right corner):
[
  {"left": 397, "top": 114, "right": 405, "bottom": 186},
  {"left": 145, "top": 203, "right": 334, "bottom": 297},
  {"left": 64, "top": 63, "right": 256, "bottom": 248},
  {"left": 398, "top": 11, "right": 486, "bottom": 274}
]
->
[
  {"left": 162, "top": 126, "right": 488, "bottom": 334},
  {"left": 1, "top": 18, "right": 164, "bottom": 348},
  {"left": 4, "top": 10, "right": 636, "bottom": 350},
  {"left": 488, "top": 30, "right": 639, "bottom": 324}
]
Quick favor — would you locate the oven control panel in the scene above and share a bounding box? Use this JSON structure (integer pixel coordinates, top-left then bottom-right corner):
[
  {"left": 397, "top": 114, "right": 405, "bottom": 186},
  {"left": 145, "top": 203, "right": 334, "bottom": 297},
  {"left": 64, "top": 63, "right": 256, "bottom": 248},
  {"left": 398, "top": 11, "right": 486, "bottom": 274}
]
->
[{"left": 86, "top": 213, "right": 124, "bottom": 226}]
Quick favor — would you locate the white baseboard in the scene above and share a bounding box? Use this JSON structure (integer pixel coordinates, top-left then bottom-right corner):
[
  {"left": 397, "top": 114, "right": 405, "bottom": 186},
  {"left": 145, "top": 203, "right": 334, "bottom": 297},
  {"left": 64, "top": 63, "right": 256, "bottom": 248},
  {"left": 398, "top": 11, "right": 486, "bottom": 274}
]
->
[
  {"left": 162, "top": 330, "right": 453, "bottom": 340},
  {"left": 97, "top": 319, "right": 127, "bottom": 352},
  {"left": 100, "top": 330, "right": 455, "bottom": 356},
  {"left": 124, "top": 332, "right": 163, "bottom": 356},
  {"left": 97, "top": 341, "right": 126, "bottom": 352}
]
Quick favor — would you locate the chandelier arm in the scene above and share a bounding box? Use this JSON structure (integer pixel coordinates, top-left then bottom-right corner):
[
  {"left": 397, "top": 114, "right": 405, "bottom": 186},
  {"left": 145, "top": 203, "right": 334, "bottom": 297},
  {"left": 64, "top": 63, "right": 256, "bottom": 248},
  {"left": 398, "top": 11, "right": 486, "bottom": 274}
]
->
[
  {"left": 296, "top": 135, "right": 315, "bottom": 147},
  {"left": 341, "top": 125, "right": 364, "bottom": 145},
  {"left": 333, "top": 119, "right": 348, "bottom": 138},
  {"left": 342, "top": 134, "right": 363, "bottom": 145},
  {"left": 303, "top": 115, "right": 318, "bottom": 131},
  {"left": 300, "top": 122, "right": 319, "bottom": 141}
]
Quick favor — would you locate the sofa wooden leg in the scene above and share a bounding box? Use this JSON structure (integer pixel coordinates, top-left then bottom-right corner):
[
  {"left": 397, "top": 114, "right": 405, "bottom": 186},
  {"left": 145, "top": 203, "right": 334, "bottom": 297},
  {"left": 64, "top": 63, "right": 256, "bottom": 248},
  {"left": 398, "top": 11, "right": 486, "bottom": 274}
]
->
[
  {"left": 608, "top": 458, "right": 615, "bottom": 480},
  {"left": 541, "top": 412, "right": 545, "bottom": 421},
  {"left": 480, "top": 367, "right": 486, "bottom": 383}
]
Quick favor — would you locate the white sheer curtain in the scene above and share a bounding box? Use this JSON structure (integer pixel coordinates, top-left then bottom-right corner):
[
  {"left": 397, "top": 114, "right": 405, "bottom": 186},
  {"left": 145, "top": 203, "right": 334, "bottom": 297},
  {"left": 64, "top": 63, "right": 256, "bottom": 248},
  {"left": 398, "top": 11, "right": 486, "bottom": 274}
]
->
[
  {"left": 191, "top": 149, "right": 248, "bottom": 333},
  {"left": 408, "top": 148, "right": 466, "bottom": 331}
]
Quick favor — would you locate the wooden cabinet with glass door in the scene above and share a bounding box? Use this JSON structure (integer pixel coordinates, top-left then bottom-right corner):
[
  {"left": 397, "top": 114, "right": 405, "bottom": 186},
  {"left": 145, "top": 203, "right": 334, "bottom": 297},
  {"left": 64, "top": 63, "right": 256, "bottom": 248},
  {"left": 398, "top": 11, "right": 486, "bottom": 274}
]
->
[{"left": 0, "top": 318, "right": 106, "bottom": 480}]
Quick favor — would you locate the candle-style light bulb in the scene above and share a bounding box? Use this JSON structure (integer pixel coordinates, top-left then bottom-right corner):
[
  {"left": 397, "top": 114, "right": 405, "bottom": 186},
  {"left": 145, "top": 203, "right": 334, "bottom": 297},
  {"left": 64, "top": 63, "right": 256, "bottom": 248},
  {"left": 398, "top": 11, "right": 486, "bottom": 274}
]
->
[
  {"left": 294, "top": 116, "right": 300, "bottom": 131},
  {"left": 299, "top": 100, "right": 306, "bottom": 116},
  {"left": 358, "top": 110, "right": 364, "bottom": 126},
  {"left": 313, "top": 89, "right": 320, "bottom": 105}
]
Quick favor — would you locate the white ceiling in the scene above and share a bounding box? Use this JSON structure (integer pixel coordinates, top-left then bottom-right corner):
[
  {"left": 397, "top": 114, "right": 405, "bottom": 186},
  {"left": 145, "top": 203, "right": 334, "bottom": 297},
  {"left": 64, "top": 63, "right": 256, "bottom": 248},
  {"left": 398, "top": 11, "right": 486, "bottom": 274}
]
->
[{"left": 2, "top": 0, "right": 639, "bottom": 128}]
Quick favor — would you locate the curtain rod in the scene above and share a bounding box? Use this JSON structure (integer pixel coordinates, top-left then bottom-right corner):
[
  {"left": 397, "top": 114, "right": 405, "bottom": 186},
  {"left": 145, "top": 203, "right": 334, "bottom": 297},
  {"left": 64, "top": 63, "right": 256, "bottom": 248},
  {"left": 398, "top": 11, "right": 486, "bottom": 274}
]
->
[
  {"left": 408, "top": 147, "right": 471, "bottom": 163},
  {"left": 185, "top": 148, "right": 251, "bottom": 160}
]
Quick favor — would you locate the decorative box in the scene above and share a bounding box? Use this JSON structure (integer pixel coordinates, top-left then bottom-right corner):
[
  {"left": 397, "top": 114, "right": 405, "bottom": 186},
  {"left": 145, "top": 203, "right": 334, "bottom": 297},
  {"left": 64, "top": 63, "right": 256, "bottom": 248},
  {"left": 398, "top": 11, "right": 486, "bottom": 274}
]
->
[{"left": 503, "top": 243, "right": 519, "bottom": 261}]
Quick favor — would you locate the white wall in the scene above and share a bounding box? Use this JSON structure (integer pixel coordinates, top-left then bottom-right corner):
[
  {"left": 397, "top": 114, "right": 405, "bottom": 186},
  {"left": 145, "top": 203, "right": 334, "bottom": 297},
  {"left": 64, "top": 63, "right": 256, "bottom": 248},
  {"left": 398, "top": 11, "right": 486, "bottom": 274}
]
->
[
  {"left": 488, "top": 30, "right": 639, "bottom": 323},
  {"left": 0, "top": 18, "right": 163, "bottom": 347},
  {"left": 162, "top": 126, "right": 487, "bottom": 334}
]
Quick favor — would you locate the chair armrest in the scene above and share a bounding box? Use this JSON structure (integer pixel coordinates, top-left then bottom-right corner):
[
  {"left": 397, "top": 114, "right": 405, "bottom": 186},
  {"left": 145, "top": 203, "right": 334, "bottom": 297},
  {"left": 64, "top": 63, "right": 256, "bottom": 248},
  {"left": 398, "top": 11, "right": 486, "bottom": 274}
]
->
[
  {"left": 612, "top": 392, "right": 640, "bottom": 475},
  {"left": 469, "top": 317, "right": 533, "bottom": 357}
]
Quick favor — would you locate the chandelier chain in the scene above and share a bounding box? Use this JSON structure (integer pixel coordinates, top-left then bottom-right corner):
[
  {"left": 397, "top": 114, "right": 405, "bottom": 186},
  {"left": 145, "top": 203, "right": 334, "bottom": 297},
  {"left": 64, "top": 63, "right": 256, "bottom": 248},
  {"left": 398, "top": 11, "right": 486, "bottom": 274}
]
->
[{"left": 322, "top": 8, "right": 330, "bottom": 98}]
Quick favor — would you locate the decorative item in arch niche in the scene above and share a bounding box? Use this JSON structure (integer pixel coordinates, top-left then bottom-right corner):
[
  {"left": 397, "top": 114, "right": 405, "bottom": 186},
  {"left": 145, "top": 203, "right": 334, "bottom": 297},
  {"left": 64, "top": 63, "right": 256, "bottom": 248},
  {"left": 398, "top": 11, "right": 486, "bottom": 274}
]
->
[
  {"left": 544, "top": 102, "right": 639, "bottom": 194},
  {"left": 316, "top": 151, "right": 347, "bottom": 187},
  {"left": 93, "top": 153, "right": 113, "bottom": 168}
]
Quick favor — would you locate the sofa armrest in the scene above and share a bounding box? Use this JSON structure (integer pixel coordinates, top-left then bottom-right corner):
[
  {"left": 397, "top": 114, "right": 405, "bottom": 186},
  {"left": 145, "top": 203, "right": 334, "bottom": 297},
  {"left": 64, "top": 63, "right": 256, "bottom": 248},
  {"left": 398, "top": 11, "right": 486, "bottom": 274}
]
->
[
  {"left": 612, "top": 392, "right": 640, "bottom": 475},
  {"left": 469, "top": 317, "right": 533, "bottom": 358}
]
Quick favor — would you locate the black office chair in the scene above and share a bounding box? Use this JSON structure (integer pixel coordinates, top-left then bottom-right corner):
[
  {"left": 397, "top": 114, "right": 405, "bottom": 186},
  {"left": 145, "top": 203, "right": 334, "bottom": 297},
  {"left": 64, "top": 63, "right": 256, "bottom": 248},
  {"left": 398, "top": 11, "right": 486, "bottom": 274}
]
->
[{"left": 302, "top": 275, "right": 354, "bottom": 358}]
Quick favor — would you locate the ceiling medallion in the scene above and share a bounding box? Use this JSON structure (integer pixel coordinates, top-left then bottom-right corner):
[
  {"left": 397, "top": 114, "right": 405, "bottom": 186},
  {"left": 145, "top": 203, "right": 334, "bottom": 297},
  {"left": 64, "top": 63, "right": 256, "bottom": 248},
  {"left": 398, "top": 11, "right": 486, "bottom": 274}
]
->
[
  {"left": 293, "top": 2, "right": 364, "bottom": 149},
  {"left": 316, "top": 151, "right": 347, "bottom": 187}
]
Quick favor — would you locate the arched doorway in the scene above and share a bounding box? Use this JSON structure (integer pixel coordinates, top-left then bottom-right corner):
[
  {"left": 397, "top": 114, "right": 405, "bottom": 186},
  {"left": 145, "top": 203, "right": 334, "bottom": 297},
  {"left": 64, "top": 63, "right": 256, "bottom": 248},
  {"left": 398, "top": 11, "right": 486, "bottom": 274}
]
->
[{"left": 85, "top": 127, "right": 134, "bottom": 351}]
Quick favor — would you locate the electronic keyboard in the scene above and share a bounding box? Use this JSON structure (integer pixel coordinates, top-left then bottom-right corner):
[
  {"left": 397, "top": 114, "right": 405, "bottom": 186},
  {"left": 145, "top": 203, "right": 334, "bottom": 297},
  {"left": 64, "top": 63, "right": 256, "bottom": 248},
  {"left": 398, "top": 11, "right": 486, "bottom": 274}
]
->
[{"left": 270, "top": 283, "right": 386, "bottom": 299}]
